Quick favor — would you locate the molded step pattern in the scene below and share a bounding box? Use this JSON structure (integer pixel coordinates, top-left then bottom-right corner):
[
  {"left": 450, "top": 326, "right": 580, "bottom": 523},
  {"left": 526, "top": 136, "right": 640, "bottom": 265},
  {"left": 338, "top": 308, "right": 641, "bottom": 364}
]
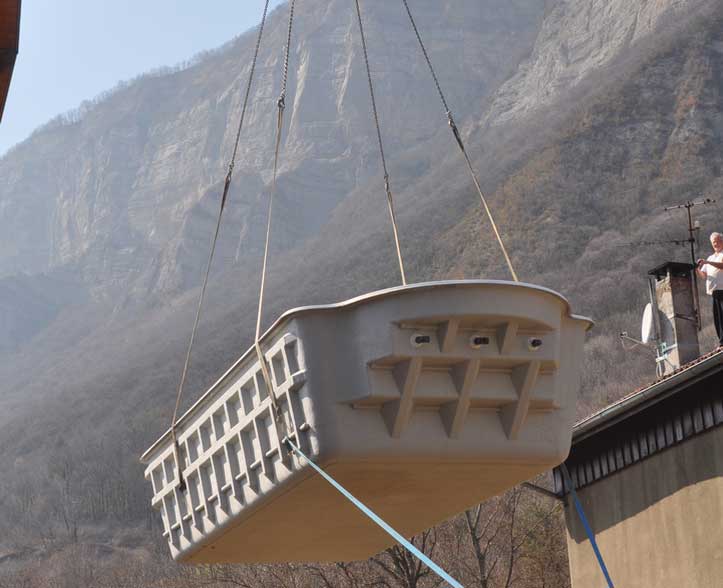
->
[
  {"left": 364, "top": 319, "right": 559, "bottom": 439},
  {"left": 141, "top": 281, "right": 592, "bottom": 564},
  {"left": 146, "top": 334, "right": 312, "bottom": 557}
]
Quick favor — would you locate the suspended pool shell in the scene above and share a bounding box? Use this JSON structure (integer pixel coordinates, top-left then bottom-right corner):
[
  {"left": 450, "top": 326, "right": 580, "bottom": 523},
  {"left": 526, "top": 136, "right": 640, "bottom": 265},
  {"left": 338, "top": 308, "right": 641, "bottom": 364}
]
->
[{"left": 141, "top": 280, "right": 592, "bottom": 564}]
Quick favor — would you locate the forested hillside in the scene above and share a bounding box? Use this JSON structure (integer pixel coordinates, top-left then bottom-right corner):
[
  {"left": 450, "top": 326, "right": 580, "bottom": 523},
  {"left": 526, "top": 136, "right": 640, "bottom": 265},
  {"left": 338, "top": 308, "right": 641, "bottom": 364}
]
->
[{"left": 0, "top": 0, "right": 721, "bottom": 585}]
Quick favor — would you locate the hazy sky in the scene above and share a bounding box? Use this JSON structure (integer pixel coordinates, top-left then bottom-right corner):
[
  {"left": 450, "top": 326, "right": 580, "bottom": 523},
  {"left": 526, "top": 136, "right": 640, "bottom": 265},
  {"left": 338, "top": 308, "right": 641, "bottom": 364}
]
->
[{"left": 0, "top": 0, "right": 285, "bottom": 155}]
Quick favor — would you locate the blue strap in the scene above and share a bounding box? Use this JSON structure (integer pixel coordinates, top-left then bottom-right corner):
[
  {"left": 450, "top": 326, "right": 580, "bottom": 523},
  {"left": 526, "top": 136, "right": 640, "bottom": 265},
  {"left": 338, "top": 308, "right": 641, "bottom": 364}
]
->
[
  {"left": 285, "top": 439, "right": 464, "bottom": 588},
  {"left": 561, "top": 464, "right": 614, "bottom": 588}
]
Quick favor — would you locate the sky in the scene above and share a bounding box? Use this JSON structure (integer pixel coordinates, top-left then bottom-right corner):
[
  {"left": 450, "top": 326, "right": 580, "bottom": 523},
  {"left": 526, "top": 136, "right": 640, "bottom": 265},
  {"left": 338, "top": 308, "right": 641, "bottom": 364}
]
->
[{"left": 0, "top": 0, "right": 285, "bottom": 155}]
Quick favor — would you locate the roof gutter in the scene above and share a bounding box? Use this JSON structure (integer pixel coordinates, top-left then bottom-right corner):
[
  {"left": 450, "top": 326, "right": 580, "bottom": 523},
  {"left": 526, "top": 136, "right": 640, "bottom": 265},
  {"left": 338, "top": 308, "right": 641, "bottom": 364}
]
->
[{"left": 572, "top": 350, "right": 723, "bottom": 444}]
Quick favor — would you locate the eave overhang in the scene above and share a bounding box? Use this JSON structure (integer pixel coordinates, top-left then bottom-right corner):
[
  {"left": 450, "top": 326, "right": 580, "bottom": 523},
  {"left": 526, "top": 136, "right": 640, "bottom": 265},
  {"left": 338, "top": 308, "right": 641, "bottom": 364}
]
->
[{"left": 0, "top": 0, "right": 21, "bottom": 123}]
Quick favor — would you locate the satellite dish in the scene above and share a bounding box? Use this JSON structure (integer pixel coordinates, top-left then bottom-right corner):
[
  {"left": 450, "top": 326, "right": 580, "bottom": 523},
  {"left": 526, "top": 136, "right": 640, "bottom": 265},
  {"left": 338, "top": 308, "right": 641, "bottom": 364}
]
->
[{"left": 641, "top": 303, "right": 655, "bottom": 343}]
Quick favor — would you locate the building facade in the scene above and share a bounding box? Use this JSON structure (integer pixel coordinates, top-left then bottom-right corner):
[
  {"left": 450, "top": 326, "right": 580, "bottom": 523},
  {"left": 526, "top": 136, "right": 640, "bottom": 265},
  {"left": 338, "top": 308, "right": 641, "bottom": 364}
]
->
[{"left": 554, "top": 350, "right": 723, "bottom": 587}]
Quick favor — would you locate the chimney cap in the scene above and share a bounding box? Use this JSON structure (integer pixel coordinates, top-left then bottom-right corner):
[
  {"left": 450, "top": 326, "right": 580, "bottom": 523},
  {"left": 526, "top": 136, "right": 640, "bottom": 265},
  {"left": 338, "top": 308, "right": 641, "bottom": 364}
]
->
[{"left": 648, "top": 261, "right": 696, "bottom": 280}]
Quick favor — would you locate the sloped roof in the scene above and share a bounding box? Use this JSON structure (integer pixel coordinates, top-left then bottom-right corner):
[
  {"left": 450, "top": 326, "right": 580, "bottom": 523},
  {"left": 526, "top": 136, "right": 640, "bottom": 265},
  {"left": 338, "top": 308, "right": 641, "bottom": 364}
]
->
[
  {"left": 573, "top": 347, "right": 723, "bottom": 443},
  {"left": 553, "top": 347, "right": 723, "bottom": 497},
  {"left": 0, "top": 0, "right": 20, "bottom": 122}
]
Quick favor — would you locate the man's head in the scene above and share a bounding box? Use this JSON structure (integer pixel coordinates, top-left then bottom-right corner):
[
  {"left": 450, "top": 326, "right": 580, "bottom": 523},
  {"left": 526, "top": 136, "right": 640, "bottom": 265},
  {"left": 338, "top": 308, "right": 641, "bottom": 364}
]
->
[{"left": 711, "top": 232, "right": 723, "bottom": 253}]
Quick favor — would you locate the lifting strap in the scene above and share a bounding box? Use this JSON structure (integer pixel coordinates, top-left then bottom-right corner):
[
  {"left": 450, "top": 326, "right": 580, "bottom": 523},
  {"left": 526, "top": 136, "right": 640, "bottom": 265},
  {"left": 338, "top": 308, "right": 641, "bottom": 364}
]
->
[
  {"left": 285, "top": 437, "right": 464, "bottom": 588},
  {"left": 353, "top": 0, "right": 407, "bottom": 285},
  {"left": 253, "top": 0, "right": 298, "bottom": 454},
  {"left": 399, "top": 0, "right": 519, "bottom": 282},
  {"left": 561, "top": 464, "right": 615, "bottom": 587},
  {"left": 169, "top": 0, "right": 272, "bottom": 489}
]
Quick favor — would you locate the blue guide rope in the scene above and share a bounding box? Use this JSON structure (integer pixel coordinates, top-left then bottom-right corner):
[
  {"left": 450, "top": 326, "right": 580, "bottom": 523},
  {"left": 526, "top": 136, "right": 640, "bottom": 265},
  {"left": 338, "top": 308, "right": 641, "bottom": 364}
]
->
[
  {"left": 285, "top": 439, "right": 464, "bottom": 588},
  {"left": 561, "top": 464, "right": 614, "bottom": 588}
]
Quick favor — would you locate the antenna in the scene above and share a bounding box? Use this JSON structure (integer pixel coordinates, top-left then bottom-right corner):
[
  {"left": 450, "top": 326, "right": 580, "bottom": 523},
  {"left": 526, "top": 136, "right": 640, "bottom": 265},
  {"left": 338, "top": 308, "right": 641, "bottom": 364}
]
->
[
  {"left": 620, "top": 197, "right": 715, "bottom": 376},
  {"left": 663, "top": 197, "right": 717, "bottom": 330},
  {"left": 625, "top": 238, "right": 692, "bottom": 248},
  {"left": 618, "top": 330, "right": 671, "bottom": 378},
  {"left": 641, "top": 278, "right": 662, "bottom": 344},
  {"left": 620, "top": 281, "right": 670, "bottom": 378}
]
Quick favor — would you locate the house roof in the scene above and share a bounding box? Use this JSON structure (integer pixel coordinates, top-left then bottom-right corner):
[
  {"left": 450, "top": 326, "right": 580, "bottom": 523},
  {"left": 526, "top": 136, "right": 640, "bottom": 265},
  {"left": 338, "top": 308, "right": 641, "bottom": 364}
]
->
[
  {"left": 572, "top": 347, "right": 723, "bottom": 444},
  {"left": 0, "top": 0, "right": 21, "bottom": 123},
  {"left": 552, "top": 347, "right": 723, "bottom": 497}
]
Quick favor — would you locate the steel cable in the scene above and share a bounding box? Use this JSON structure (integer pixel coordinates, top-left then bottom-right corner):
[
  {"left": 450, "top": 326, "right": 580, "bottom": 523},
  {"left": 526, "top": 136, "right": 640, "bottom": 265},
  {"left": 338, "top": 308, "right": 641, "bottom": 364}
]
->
[
  {"left": 399, "top": 0, "right": 519, "bottom": 282},
  {"left": 169, "top": 0, "right": 272, "bottom": 489},
  {"left": 353, "top": 0, "right": 407, "bottom": 285},
  {"left": 253, "top": 0, "right": 298, "bottom": 451}
]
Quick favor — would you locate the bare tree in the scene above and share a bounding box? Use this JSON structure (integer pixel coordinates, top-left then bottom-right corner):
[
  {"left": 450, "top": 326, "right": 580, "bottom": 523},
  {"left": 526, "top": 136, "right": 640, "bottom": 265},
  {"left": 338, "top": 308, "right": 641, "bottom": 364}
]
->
[
  {"left": 305, "top": 561, "right": 387, "bottom": 588},
  {"left": 464, "top": 498, "right": 506, "bottom": 588},
  {"left": 47, "top": 452, "right": 80, "bottom": 543},
  {"left": 371, "top": 529, "right": 444, "bottom": 588},
  {"left": 462, "top": 486, "right": 567, "bottom": 588}
]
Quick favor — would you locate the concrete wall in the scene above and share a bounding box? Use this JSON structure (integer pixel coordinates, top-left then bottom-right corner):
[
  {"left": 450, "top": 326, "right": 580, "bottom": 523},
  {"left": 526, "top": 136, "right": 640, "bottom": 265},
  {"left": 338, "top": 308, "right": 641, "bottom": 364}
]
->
[{"left": 565, "top": 427, "right": 723, "bottom": 588}]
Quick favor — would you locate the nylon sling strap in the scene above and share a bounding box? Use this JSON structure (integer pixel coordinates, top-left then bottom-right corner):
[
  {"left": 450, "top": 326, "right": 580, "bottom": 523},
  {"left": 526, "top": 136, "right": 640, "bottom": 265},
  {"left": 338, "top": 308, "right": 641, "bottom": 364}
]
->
[
  {"left": 252, "top": 0, "right": 298, "bottom": 457},
  {"left": 285, "top": 438, "right": 464, "bottom": 588},
  {"left": 399, "top": 0, "right": 519, "bottom": 282},
  {"left": 169, "top": 0, "right": 272, "bottom": 491},
  {"left": 561, "top": 464, "right": 615, "bottom": 588}
]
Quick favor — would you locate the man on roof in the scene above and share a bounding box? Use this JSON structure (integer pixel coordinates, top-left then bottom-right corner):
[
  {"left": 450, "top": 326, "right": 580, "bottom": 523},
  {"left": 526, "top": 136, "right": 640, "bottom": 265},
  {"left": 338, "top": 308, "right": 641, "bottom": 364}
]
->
[{"left": 697, "top": 231, "right": 723, "bottom": 348}]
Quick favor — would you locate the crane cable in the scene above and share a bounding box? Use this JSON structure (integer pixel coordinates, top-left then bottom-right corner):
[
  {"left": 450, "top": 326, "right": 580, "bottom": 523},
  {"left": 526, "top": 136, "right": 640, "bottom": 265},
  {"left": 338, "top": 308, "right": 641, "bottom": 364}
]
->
[
  {"left": 253, "top": 0, "right": 298, "bottom": 453},
  {"left": 399, "top": 0, "right": 519, "bottom": 282},
  {"left": 169, "top": 0, "right": 272, "bottom": 490},
  {"left": 353, "top": 0, "right": 407, "bottom": 285}
]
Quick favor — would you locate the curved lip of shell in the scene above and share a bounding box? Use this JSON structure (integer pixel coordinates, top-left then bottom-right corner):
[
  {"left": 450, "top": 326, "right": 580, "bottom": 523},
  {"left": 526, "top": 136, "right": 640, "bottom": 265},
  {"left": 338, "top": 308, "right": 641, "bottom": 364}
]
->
[{"left": 141, "top": 279, "right": 593, "bottom": 463}]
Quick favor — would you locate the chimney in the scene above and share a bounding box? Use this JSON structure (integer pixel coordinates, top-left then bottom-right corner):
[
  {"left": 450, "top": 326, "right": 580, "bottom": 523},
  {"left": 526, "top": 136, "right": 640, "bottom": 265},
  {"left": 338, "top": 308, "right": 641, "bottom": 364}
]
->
[{"left": 647, "top": 261, "right": 700, "bottom": 376}]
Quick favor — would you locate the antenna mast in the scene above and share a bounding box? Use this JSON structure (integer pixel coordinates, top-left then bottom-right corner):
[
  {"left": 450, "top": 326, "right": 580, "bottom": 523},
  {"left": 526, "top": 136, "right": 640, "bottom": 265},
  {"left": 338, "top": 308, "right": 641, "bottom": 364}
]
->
[{"left": 663, "top": 197, "right": 717, "bottom": 330}]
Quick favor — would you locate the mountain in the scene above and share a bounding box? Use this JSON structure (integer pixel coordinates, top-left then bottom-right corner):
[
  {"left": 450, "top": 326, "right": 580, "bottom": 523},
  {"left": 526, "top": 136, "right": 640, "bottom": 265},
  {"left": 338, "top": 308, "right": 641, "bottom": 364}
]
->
[
  {"left": 0, "top": 0, "right": 545, "bottom": 300},
  {"left": 0, "top": 0, "right": 722, "bottom": 582}
]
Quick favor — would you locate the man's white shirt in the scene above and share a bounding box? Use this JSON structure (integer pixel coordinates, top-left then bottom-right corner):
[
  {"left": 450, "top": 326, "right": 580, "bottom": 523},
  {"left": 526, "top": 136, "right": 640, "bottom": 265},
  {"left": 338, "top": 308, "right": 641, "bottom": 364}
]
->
[{"left": 704, "top": 252, "right": 723, "bottom": 294}]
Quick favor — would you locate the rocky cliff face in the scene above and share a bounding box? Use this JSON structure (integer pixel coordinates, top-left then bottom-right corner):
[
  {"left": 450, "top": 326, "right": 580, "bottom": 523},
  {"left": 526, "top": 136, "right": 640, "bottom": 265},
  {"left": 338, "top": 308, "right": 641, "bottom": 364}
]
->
[
  {"left": 486, "top": 0, "right": 708, "bottom": 126},
  {"left": 0, "top": 0, "right": 544, "bottom": 302}
]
